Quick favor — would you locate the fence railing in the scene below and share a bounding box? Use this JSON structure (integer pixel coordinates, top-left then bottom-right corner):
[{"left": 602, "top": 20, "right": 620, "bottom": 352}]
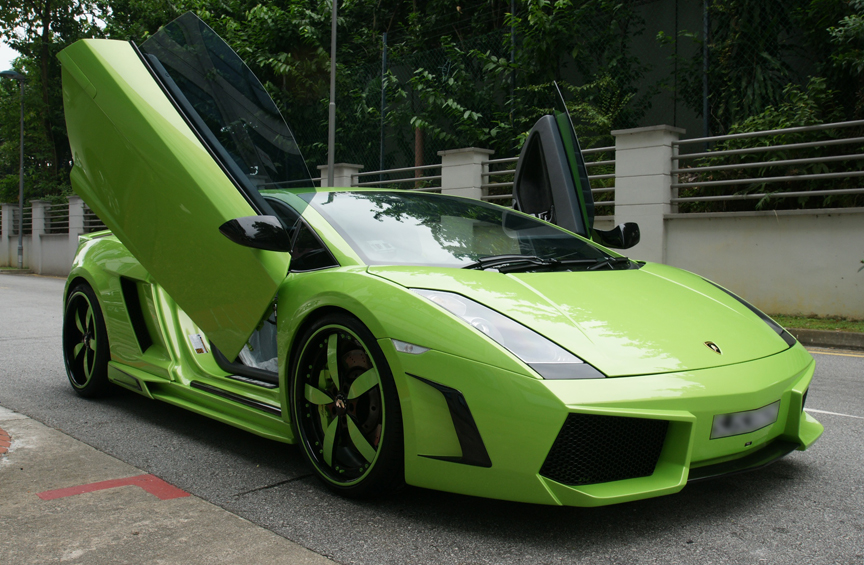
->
[
  {"left": 352, "top": 163, "right": 444, "bottom": 192},
  {"left": 83, "top": 204, "right": 107, "bottom": 233},
  {"left": 672, "top": 119, "right": 864, "bottom": 211},
  {"left": 11, "top": 206, "right": 32, "bottom": 236},
  {"left": 480, "top": 147, "right": 616, "bottom": 212},
  {"left": 44, "top": 203, "right": 70, "bottom": 234}
]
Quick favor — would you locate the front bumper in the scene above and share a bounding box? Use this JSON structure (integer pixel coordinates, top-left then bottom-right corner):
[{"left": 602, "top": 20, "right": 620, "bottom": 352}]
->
[{"left": 383, "top": 340, "right": 822, "bottom": 507}]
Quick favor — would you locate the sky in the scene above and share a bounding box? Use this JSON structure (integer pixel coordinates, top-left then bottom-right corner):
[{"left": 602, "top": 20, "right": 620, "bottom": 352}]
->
[{"left": 1, "top": 41, "right": 18, "bottom": 70}]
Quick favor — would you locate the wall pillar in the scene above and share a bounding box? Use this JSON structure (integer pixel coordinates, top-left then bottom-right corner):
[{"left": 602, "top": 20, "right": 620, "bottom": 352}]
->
[
  {"left": 317, "top": 163, "right": 364, "bottom": 188},
  {"left": 69, "top": 195, "right": 85, "bottom": 266},
  {"left": 30, "top": 200, "right": 48, "bottom": 274},
  {"left": 612, "top": 125, "right": 685, "bottom": 263},
  {"left": 438, "top": 147, "right": 494, "bottom": 200},
  {"left": 0, "top": 203, "right": 11, "bottom": 266}
]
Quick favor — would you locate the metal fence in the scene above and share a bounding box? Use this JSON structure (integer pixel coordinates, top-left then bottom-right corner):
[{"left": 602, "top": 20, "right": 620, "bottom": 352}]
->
[
  {"left": 672, "top": 120, "right": 864, "bottom": 212},
  {"left": 351, "top": 164, "right": 443, "bottom": 192},
  {"left": 481, "top": 147, "right": 617, "bottom": 217},
  {"left": 11, "top": 206, "right": 31, "bottom": 236},
  {"left": 44, "top": 203, "right": 70, "bottom": 234},
  {"left": 83, "top": 204, "right": 107, "bottom": 233}
]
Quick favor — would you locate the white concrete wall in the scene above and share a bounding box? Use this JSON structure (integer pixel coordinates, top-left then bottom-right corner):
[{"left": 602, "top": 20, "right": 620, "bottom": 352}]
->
[
  {"left": 665, "top": 208, "right": 864, "bottom": 318},
  {"left": 38, "top": 234, "right": 75, "bottom": 276}
]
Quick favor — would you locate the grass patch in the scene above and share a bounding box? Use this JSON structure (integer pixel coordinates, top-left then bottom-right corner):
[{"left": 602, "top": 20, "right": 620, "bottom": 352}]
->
[{"left": 771, "top": 314, "right": 864, "bottom": 333}]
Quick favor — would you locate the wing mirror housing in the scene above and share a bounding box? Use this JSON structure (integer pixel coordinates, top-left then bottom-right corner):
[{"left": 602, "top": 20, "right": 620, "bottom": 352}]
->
[
  {"left": 592, "top": 222, "right": 640, "bottom": 250},
  {"left": 219, "top": 215, "right": 293, "bottom": 253}
]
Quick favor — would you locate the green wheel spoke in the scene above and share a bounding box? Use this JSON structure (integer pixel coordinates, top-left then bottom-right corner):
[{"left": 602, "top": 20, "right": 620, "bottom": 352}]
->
[
  {"left": 326, "top": 334, "right": 340, "bottom": 389},
  {"left": 347, "top": 416, "right": 377, "bottom": 463},
  {"left": 304, "top": 384, "right": 333, "bottom": 405},
  {"left": 347, "top": 368, "right": 380, "bottom": 400},
  {"left": 73, "top": 342, "right": 85, "bottom": 359},
  {"left": 322, "top": 417, "right": 339, "bottom": 467},
  {"left": 85, "top": 305, "right": 93, "bottom": 333},
  {"left": 75, "top": 308, "right": 85, "bottom": 334},
  {"left": 83, "top": 349, "right": 92, "bottom": 380}
]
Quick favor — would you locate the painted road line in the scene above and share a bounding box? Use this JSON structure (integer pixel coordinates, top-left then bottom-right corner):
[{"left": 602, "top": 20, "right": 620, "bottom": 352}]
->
[
  {"left": 805, "top": 408, "right": 864, "bottom": 420},
  {"left": 808, "top": 349, "right": 864, "bottom": 358},
  {"left": 37, "top": 474, "right": 190, "bottom": 501}
]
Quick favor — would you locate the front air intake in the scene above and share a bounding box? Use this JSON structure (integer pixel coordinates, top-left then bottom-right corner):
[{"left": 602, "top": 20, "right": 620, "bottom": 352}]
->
[{"left": 540, "top": 413, "right": 668, "bottom": 486}]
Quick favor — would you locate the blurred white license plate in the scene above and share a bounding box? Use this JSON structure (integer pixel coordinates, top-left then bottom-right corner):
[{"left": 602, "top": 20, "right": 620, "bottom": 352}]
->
[{"left": 711, "top": 400, "right": 780, "bottom": 439}]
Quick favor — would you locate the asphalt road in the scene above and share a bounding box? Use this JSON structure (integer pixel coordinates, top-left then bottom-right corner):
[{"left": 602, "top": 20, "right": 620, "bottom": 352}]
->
[{"left": 1, "top": 274, "right": 862, "bottom": 565}]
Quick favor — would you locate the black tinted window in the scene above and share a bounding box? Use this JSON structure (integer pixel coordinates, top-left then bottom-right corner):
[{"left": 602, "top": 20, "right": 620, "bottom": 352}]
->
[{"left": 140, "top": 13, "right": 313, "bottom": 194}]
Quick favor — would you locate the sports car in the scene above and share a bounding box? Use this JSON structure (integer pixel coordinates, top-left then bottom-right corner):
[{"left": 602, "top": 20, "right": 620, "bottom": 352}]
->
[{"left": 57, "top": 13, "right": 822, "bottom": 506}]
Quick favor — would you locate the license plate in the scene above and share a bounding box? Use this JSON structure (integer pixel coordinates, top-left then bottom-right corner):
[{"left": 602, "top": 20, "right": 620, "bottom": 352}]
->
[{"left": 711, "top": 400, "right": 780, "bottom": 439}]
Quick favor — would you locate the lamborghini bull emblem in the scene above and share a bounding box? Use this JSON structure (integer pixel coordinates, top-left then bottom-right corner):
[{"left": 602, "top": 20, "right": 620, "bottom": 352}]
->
[{"left": 705, "top": 341, "right": 722, "bottom": 355}]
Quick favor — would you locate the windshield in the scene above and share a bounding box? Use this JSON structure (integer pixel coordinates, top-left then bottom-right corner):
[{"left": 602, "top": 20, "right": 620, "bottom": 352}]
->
[
  {"left": 140, "top": 12, "right": 313, "bottom": 200},
  {"left": 301, "top": 191, "right": 613, "bottom": 268}
]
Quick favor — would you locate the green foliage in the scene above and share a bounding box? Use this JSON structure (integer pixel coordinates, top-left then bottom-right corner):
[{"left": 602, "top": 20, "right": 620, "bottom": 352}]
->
[
  {"left": 0, "top": 0, "right": 106, "bottom": 202},
  {"left": 677, "top": 78, "right": 864, "bottom": 212}
]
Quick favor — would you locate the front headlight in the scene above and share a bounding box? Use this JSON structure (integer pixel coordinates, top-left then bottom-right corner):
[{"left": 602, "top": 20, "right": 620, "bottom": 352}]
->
[{"left": 413, "top": 289, "right": 605, "bottom": 379}]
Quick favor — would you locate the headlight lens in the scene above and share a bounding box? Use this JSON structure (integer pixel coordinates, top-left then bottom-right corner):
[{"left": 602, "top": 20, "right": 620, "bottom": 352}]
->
[{"left": 413, "top": 289, "right": 605, "bottom": 379}]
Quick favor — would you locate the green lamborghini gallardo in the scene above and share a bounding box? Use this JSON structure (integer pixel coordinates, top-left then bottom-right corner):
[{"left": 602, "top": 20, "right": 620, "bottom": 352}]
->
[{"left": 58, "top": 13, "right": 822, "bottom": 506}]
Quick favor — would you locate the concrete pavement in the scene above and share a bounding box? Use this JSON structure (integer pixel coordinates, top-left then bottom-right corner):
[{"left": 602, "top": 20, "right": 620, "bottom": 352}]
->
[{"left": 0, "top": 405, "right": 335, "bottom": 565}]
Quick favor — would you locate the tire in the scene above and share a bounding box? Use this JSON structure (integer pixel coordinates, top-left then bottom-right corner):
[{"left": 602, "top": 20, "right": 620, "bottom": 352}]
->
[
  {"left": 62, "top": 282, "right": 111, "bottom": 397},
  {"left": 290, "top": 313, "right": 404, "bottom": 498}
]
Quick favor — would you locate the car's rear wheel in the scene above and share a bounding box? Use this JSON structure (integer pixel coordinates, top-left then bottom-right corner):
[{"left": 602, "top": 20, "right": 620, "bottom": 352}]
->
[
  {"left": 62, "top": 282, "right": 111, "bottom": 397},
  {"left": 291, "top": 313, "right": 404, "bottom": 497}
]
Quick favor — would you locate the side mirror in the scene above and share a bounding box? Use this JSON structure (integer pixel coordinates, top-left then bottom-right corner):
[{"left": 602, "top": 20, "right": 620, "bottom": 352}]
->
[
  {"left": 219, "top": 215, "right": 293, "bottom": 253},
  {"left": 592, "top": 222, "right": 640, "bottom": 250}
]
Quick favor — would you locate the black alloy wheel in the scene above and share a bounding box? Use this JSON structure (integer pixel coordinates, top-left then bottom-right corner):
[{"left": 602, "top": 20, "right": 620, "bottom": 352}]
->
[
  {"left": 62, "top": 282, "right": 111, "bottom": 397},
  {"left": 291, "top": 313, "right": 404, "bottom": 498}
]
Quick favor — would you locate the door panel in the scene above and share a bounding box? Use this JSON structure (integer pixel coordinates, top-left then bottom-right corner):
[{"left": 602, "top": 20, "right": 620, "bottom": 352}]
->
[{"left": 60, "top": 39, "right": 290, "bottom": 360}]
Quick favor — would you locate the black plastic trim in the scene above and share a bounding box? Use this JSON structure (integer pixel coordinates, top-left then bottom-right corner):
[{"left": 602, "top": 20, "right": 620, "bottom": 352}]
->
[
  {"left": 119, "top": 277, "right": 153, "bottom": 354},
  {"left": 408, "top": 373, "right": 492, "bottom": 468},
  {"left": 210, "top": 342, "right": 279, "bottom": 385},
  {"left": 190, "top": 381, "right": 281, "bottom": 416},
  {"left": 688, "top": 438, "right": 799, "bottom": 482}
]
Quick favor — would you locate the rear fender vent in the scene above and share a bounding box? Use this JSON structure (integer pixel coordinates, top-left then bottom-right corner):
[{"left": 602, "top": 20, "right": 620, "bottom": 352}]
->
[{"left": 540, "top": 413, "right": 668, "bottom": 486}]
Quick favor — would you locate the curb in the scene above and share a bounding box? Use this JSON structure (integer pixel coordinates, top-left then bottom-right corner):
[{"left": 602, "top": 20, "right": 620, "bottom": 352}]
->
[
  {"left": 788, "top": 328, "right": 864, "bottom": 351},
  {"left": 0, "top": 425, "right": 9, "bottom": 456},
  {"left": 0, "top": 269, "right": 34, "bottom": 275}
]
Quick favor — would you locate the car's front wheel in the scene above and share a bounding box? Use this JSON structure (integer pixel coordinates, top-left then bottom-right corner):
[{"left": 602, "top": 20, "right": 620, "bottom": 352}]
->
[
  {"left": 290, "top": 313, "right": 404, "bottom": 498},
  {"left": 62, "top": 282, "right": 111, "bottom": 397}
]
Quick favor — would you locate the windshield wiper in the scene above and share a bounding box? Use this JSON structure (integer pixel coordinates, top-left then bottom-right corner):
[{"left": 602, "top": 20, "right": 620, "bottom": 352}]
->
[
  {"left": 588, "top": 256, "right": 632, "bottom": 271},
  {"left": 461, "top": 255, "right": 550, "bottom": 271},
  {"left": 462, "top": 254, "right": 632, "bottom": 273}
]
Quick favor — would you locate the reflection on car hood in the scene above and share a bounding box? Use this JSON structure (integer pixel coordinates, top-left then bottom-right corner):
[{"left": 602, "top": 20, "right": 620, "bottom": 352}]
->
[{"left": 368, "top": 263, "right": 790, "bottom": 377}]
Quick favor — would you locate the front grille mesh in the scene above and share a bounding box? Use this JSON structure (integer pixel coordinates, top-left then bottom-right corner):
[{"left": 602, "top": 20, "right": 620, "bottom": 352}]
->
[{"left": 540, "top": 413, "right": 668, "bottom": 486}]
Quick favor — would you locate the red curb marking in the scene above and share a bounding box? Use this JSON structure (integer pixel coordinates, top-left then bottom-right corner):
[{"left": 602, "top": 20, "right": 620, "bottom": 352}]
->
[{"left": 37, "top": 474, "right": 190, "bottom": 501}]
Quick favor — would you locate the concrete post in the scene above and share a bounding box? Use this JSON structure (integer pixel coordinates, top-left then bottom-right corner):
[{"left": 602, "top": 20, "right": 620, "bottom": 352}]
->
[
  {"left": 0, "top": 203, "right": 10, "bottom": 266},
  {"left": 68, "top": 195, "right": 85, "bottom": 265},
  {"left": 30, "top": 200, "right": 48, "bottom": 274},
  {"left": 438, "top": 147, "right": 494, "bottom": 200},
  {"left": 317, "top": 163, "right": 364, "bottom": 188},
  {"left": 611, "top": 125, "right": 685, "bottom": 264}
]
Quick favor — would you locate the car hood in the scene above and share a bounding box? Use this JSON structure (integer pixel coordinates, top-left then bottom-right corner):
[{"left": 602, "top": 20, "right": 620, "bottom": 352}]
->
[{"left": 368, "top": 263, "right": 791, "bottom": 377}]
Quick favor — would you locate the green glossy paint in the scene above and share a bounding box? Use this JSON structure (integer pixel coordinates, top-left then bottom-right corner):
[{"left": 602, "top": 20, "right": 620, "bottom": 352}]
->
[{"left": 59, "top": 40, "right": 290, "bottom": 359}]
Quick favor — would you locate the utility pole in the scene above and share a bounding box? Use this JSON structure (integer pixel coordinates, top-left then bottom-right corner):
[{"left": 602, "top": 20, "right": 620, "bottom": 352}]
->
[
  {"left": 327, "top": 0, "right": 338, "bottom": 187},
  {"left": 1, "top": 70, "right": 27, "bottom": 269}
]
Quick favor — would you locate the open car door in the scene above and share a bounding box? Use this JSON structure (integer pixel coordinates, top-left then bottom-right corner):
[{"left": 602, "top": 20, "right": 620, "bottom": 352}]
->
[
  {"left": 512, "top": 84, "right": 638, "bottom": 248},
  {"left": 59, "top": 13, "right": 312, "bottom": 360}
]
